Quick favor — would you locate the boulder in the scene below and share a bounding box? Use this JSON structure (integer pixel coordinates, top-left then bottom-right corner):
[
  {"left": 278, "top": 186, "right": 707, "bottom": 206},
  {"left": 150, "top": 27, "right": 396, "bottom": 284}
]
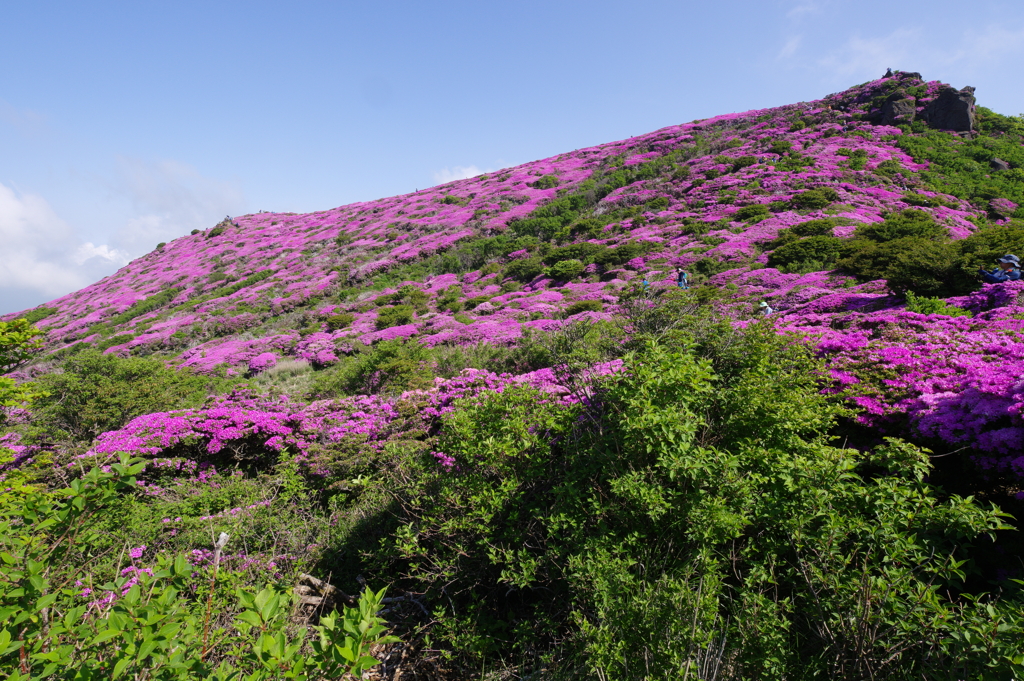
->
[
  {"left": 991, "top": 158, "right": 1011, "bottom": 172},
  {"left": 923, "top": 86, "right": 976, "bottom": 132},
  {"left": 881, "top": 97, "right": 917, "bottom": 126}
]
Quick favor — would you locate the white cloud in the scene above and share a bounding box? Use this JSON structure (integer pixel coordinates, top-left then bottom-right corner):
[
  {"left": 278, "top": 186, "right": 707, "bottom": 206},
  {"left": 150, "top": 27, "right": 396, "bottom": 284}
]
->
[
  {"left": 110, "top": 157, "right": 246, "bottom": 257},
  {"left": 0, "top": 182, "right": 129, "bottom": 313},
  {"left": 432, "top": 165, "right": 491, "bottom": 185},
  {"left": 777, "top": 35, "right": 803, "bottom": 60},
  {"left": 817, "top": 27, "right": 922, "bottom": 79}
]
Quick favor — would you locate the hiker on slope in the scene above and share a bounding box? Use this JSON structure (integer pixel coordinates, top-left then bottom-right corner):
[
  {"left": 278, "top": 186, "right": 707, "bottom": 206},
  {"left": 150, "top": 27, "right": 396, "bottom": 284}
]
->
[{"left": 979, "top": 254, "right": 1022, "bottom": 284}]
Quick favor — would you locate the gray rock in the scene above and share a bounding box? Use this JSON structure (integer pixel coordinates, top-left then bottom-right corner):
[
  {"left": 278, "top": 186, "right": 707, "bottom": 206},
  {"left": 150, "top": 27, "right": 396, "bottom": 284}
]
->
[
  {"left": 923, "top": 87, "right": 976, "bottom": 132},
  {"left": 881, "top": 97, "right": 917, "bottom": 126},
  {"left": 991, "top": 158, "right": 1011, "bottom": 171}
]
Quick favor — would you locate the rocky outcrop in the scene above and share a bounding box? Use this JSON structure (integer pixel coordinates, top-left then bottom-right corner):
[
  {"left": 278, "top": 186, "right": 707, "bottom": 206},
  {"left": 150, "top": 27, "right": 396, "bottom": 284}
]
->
[
  {"left": 923, "top": 86, "right": 976, "bottom": 132},
  {"left": 881, "top": 96, "right": 917, "bottom": 126}
]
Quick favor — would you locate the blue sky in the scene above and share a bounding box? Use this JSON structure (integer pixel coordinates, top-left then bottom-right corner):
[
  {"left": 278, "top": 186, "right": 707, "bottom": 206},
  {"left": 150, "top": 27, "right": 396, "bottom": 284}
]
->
[{"left": 3, "top": 0, "right": 1023, "bottom": 314}]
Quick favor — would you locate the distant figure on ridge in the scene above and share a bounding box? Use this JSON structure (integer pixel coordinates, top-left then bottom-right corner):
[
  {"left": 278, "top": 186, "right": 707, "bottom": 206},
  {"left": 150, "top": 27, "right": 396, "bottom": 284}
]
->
[{"left": 979, "top": 254, "right": 1022, "bottom": 284}]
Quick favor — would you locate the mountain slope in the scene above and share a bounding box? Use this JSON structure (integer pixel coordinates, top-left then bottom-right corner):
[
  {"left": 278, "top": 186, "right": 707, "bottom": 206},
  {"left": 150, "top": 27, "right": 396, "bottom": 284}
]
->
[{"left": 8, "top": 70, "right": 1024, "bottom": 466}]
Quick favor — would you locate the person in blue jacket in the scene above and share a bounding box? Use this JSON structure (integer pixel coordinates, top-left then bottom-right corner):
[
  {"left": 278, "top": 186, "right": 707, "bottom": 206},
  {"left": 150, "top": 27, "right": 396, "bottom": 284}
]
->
[{"left": 979, "top": 254, "right": 1022, "bottom": 283}]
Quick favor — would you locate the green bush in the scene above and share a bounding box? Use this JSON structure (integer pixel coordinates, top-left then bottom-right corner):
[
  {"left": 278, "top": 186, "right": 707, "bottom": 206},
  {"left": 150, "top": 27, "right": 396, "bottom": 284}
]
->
[
  {"left": 770, "top": 139, "right": 793, "bottom": 155},
  {"left": 529, "top": 174, "right": 559, "bottom": 189},
  {"left": 504, "top": 257, "right": 545, "bottom": 282},
  {"left": 374, "top": 305, "right": 414, "bottom": 330},
  {"left": 16, "top": 307, "right": 57, "bottom": 325},
  {"left": 326, "top": 313, "right": 355, "bottom": 330},
  {"left": 839, "top": 238, "right": 959, "bottom": 296},
  {"left": 309, "top": 339, "right": 433, "bottom": 397},
  {"left": 904, "top": 291, "right": 972, "bottom": 317},
  {"left": 790, "top": 187, "right": 840, "bottom": 210},
  {"left": 734, "top": 204, "right": 771, "bottom": 222},
  {"left": 853, "top": 209, "right": 948, "bottom": 242},
  {"left": 547, "top": 259, "right": 586, "bottom": 280},
  {"left": 767, "top": 235, "right": 848, "bottom": 272},
  {"left": 563, "top": 299, "right": 603, "bottom": 316},
  {"left": 33, "top": 351, "right": 232, "bottom": 443},
  {"left": 207, "top": 226, "right": 225, "bottom": 238},
  {"left": 383, "top": 329, "right": 1024, "bottom": 676}
]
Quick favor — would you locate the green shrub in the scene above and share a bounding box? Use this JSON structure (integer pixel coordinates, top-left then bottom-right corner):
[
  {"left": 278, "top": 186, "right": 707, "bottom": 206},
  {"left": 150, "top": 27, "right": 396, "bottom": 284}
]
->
[
  {"left": 207, "top": 226, "right": 225, "bottom": 238},
  {"left": 504, "top": 257, "right": 545, "bottom": 282},
  {"left": 547, "top": 259, "right": 586, "bottom": 280},
  {"left": 767, "top": 235, "right": 848, "bottom": 272},
  {"left": 374, "top": 305, "right": 414, "bottom": 330},
  {"left": 326, "top": 313, "right": 355, "bottom": 330},
  {"left": 439, "top": 194, "right": 470, "bottom": 206},
  {"left": 563, "top": 299, "right": 603, "bottom": 316},
  {"left": 791, "top": 217, "right": 842, "bottom": 237},
  {"left": 790, "top": 187, "right": 840, "bottom": 210},
  {"left": 731, "top": 155, "right": 758, "bottom": 172},
  {"left": 904, "top": 291, "right": 972, "bottom": 317},
  {"left": 383, "top": 330, "right": 1024, "bottom": 676},
  {"left": 838, "top": 238, "right": 959, "bottom": 296},
  {"left": 309, "top": 339, "right": 433, "bottom": 397},
  {"left": 17, "top": 307, "right": 58, "bottom": 325},
  {"left": 853, "top": 209, "right": 948, "bottom": 242},
  {"left": 529, "top": 174, "right": 559, "bottom": 189},
  {"left": 33, "top": 351, "right": 231, "bottom": 443},
  {"left": 734, "top": 204, "right": 771, "bottom": 222},
  {"left": 770, "top": 139, "right": 793, "bottom": 155}
]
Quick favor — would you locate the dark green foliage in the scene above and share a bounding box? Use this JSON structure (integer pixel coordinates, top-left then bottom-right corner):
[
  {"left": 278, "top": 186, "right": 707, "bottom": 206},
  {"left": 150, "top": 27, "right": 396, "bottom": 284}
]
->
[
  {"left": 375, "top": 304, "right": 414, "bottom": 330},
  {"left": 439, "top": 194, "right": 470, "bottom": 206},
  {"left": 326, "top": 313, "right": 355, "bottom": 331},
  {"left": 207, "top": 226, "right": 225, "bottom": 238},
  {"left": 733, "top": 204, "right": 771, "bottom": 222},
  {"left": 463, "top": 295, "right": 492, "bottom": 310},
  {"left": 548, "top": 259, "right": 586, "bottom": 280},
  {"left": 547, "top": 242, "right": 607, "bottom": 264},
  {"left": 767, "top": 235, "right": 848, "bottom": 273},
  {"left": 504, "top": 257, "right": 545, "bottom": 282},
  {"left": 645, "top": 195, "right": 670, "bottom": 211},
  {"left": 790, "top": 187, "right": 840, "bottom": 210},
  {"left": 853, "top": 209, "right": 949, "bottom": 242},
  {"left": 104, "top": 288, "right": 183, "bottom": 327},
  {"left": 775, "top": 153, "right": 816, "bottom": 172},
  {"left": 529, "top": 174, "right": 560, "bottom": 189},
  {"left": 33, "top": 351, "right": 229, "bottom": 442},
  {"left": 838, "top": 238, "right": 959, "bottom": 296},
  {"left": 563, "top": 299, "right": 603, "bottom": 317},
  {"left": 435, "top": 284, "right": 465, "bottom": 313},
  {"left": 17, "top": 307, "right": 58, "bottom": 325},
  {"left": 383, "top": 327, "right": 1022, "bottom": 677},
  {"left": 691, "top": 256, "right": 734, "bottom": 277},
  {"left": 309, "top": 339, "right": 434, "bottom": 397},
  {"left": 731, "top": 155, "right": 757, "bottom": 172},
  {"left": 592, "top": 241, "right": 656, "bottom": 268},
  {"left": 791, "top": 217, "right": 843, "bottom": 237},
  {"left": 770, "top": 139, "right": 793, "bottom": 155}
]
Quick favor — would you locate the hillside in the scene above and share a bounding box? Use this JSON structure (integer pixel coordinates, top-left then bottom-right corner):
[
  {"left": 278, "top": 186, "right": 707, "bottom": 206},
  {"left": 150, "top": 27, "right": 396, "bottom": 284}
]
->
[{"left": 3, "top": 71, "right": 1024, "bottom": 678}]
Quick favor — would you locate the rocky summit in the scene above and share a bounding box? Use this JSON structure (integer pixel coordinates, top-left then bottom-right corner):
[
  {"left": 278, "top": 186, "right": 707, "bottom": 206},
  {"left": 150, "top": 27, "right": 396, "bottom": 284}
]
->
[{"left": 4, "top": 70, "right": 1024, "bottom": 678}]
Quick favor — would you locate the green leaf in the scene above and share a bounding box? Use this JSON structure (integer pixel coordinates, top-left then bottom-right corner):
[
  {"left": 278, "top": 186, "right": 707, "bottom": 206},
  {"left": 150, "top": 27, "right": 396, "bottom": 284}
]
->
[{"left": 112, "top": 656, "right": 132, "bottom": 678}]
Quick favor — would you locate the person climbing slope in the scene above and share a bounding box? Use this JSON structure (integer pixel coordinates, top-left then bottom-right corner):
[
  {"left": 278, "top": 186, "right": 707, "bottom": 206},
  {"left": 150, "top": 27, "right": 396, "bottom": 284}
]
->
[
  {"left": 979, "top": 254, "right": 1022, "bottom": 284},
  {"left": 676, "top": 268, "right": 689, "bottom": 289}
]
